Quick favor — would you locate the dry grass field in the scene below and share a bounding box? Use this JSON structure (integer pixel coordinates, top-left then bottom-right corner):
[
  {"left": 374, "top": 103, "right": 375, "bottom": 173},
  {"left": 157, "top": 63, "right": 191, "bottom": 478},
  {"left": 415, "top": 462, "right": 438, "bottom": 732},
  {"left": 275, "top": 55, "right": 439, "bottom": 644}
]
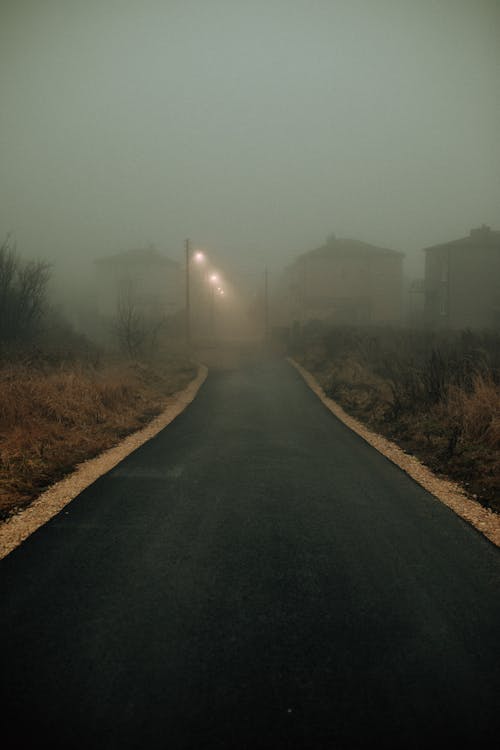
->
[
  {"left": 294, "top": 327, "right": 500, "bottom": 513},
  {"left": 0, "top": 357, "right": 197, "bottom": 519}
]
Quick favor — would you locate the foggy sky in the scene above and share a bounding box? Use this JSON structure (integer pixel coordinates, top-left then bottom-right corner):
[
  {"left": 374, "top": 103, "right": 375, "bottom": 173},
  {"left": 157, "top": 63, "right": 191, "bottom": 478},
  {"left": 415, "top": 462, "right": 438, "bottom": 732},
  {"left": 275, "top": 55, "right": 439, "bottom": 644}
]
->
[{"left": 1, "top": 0, "right": 499, "bottom": 288}]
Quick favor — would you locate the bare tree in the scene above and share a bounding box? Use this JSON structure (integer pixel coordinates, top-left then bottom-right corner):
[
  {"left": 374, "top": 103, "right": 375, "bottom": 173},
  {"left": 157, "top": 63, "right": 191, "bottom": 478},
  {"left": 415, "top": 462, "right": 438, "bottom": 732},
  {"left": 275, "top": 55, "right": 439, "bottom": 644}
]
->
[
  {"left": 0, "top": 235, "right": 51, "bottom": 348},
  {"left": 114, "top": 280, "right": 144, "bottom": 359},
  {"left": 113, "top": 279, "right": 169, "bottom": 360}
]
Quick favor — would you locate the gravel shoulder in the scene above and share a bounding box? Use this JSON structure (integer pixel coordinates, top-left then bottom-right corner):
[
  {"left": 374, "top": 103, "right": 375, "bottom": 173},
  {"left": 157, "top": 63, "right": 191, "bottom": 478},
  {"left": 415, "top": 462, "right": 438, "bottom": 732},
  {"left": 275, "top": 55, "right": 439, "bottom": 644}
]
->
[
  {"left": 289, "top": 357, "right": 500, "bottom": 548},
  {"left": 0, "top": 365, "right": 208, "bottom": 559}
]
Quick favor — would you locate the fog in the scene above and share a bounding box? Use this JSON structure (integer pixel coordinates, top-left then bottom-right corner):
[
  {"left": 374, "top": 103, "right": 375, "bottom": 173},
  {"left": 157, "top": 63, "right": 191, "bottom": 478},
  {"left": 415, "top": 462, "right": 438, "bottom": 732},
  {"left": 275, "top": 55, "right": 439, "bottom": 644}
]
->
[{"left": 1, "top": 0, "right": 499, "bottom": 306}]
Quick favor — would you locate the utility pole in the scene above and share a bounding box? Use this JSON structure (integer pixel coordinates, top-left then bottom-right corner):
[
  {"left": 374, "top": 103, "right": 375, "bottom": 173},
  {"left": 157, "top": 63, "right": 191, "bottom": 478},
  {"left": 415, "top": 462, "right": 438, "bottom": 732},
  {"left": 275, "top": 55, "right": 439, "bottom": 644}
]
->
[
  {"left": 264, "top": 266, "right": 269, "bottom": 342},
  {"left": 302, "top": 256, "right": 306, "bottom": 326},
  {"left": 185, "top": 238, "right": 191, "bottom": 346},
  {"left": 210, "top": 284, "right": 215, "bottom": 339}
]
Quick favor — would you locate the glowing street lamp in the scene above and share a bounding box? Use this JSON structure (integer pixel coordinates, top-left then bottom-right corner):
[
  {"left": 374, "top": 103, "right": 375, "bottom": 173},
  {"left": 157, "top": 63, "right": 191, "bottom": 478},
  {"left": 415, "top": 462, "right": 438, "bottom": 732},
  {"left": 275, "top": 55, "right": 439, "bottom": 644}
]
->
[
  {"left": 185, "top": 241, "right": 210, "bottom": 345},
  {"left": 208, "top": 274, "right": 222, "bottom": 337},
  {"left": 185, "top": 239, "right": 192, "bottom": 345}
]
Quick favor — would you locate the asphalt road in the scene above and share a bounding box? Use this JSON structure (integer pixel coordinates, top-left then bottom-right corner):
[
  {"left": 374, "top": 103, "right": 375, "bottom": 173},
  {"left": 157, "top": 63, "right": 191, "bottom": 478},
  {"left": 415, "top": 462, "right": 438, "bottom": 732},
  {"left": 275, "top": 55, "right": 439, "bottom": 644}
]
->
[{"left": 1, "top": 357, "right": 500, "bottom": 749}]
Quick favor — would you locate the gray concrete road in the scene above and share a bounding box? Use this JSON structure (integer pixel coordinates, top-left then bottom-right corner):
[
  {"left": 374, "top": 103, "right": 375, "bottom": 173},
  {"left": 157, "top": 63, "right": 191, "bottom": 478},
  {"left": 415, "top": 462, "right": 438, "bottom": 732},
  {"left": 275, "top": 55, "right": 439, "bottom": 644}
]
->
[{"left": 1, "top": 357, "right": 500, "bottom": 749}]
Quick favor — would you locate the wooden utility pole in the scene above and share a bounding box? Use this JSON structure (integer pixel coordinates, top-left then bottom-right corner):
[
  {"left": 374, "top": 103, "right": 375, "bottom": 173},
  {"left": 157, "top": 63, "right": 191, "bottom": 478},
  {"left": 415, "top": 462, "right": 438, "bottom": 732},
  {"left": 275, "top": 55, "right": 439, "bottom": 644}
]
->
[
  {"left": 210, "top": 283, "right": 215, "bottom": 339},
  {"left": 185, "top": 238, "right": 191, "bottom": 346},
  {"left": 264, "top": 266, "right": 269, "bottom": 342}
]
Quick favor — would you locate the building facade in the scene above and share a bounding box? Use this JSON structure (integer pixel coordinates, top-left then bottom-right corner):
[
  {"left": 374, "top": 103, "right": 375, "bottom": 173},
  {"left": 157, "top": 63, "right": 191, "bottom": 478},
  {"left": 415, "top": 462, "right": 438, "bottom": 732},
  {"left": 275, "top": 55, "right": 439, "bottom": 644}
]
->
[
  {"left": 423, "top": 225, "right": 500, "bottom": 330},
  {"left": 281, "top": 235, "right": 403, "bottom": 327},
  {"left": 93, "top": 245, "right": 182, "bottom": 319}
]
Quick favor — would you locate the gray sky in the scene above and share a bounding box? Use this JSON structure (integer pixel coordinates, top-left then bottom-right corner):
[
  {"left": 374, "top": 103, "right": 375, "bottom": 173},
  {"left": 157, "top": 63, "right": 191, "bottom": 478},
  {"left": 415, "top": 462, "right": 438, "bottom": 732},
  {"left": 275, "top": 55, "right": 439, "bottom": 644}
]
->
[{"left": 1, "top": 0, "right": 499, "bottom": 286}]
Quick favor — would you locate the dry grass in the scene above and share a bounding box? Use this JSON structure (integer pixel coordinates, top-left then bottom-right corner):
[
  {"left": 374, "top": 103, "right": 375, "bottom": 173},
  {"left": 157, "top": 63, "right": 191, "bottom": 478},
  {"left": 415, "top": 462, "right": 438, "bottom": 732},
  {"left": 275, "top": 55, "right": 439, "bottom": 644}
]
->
[
  {"left": 445, "top": 376, "right": 500, "bottom": 449},
  {"left": 294, "top": 329, "right": 500, "bottom": 512},
  {"left": 0, "top": 358, "right": 197, "bottom": 519}
]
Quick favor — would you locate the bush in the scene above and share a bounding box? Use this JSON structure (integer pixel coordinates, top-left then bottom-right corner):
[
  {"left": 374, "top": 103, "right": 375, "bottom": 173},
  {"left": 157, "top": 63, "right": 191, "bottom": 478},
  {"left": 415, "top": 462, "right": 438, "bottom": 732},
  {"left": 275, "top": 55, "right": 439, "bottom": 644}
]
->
[
  {"left": 294, "top": 325, "right": 500, "bottom": 510},
  {"left": 0, "top": 235, "right": 51, "bottom": 353}
]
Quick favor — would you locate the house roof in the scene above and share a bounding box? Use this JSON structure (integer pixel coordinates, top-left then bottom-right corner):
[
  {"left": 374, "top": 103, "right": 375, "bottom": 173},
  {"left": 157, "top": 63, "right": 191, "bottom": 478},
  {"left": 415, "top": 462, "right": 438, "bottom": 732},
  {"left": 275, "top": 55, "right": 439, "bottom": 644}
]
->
[
  {"left": 295, "top": 235, "right": 403, "bottom": 263},
  {"left": 423, "top": 225, "right": 500, "bottom": 253},
  {"left": 95, "top": 246, "right": 179, "bottom": 268}
]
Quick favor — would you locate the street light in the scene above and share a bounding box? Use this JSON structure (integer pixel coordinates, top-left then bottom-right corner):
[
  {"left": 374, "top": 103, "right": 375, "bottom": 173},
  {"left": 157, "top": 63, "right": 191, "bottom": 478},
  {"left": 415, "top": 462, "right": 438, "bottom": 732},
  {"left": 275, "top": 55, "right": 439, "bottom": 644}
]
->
[
  {"left": 185, "top": 241, "right": 208, "bottom": 346},
  {"left": 208, "top": 273, "right": 221, "bottom": 338},
  {"left": 185, "top": 238, "right": 191, "bottom": 346}
]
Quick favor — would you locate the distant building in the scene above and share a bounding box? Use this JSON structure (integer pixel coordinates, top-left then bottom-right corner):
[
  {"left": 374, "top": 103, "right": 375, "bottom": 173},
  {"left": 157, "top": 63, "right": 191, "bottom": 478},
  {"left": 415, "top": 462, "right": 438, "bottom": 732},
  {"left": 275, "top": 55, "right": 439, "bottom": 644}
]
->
[
  {"left": 282, "top": 235, "right": 404, "bottom": 326},
  {"left": 93, "top": 245, "right": 182, "bottom": 318},
  {"left": 423, "top": 225, "right": 500, "bottom": 329},
  {"left": 407, "top": 278, "right": 426, "bottom": 327}
]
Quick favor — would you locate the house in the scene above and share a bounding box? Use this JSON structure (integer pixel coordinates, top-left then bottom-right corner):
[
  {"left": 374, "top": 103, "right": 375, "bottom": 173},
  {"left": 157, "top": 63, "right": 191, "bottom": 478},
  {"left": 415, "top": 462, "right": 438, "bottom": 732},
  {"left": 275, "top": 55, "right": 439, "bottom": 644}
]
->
[
  {"left": 406, "top": 278, "right": 426, "bottom": 327},
  {"left": 93, "top": 245, "right": 182, "bottom": 319},
  {"left": 281, "top": 234, "right": 403, "bottom": 327},
  {"left": 423, "top": 225, "right": 500, "bottom": 329}
]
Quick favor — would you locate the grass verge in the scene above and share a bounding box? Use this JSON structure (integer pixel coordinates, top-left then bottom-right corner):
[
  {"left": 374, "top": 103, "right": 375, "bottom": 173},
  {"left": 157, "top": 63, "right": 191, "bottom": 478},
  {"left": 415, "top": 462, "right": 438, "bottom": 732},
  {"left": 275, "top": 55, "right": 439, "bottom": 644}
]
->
[
  {"left": 293, "top": 327, "right": 500, "bottom": 513},
  {"left": 0, "top": 356, "right": 197, "bottom": 520}
]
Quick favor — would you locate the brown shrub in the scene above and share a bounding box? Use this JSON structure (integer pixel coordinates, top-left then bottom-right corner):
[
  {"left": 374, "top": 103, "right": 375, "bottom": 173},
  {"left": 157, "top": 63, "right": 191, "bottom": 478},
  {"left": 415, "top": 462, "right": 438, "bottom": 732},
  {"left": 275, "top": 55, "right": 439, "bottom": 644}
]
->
[
  {"left": 445, "top": 376, "right": 500, "bottom": 450},
  {"left": 0, "top": 358, "right": 196, "bottom": 518},
  {"left": 296, "top": 327, "right": 500, "bottom": 511}
]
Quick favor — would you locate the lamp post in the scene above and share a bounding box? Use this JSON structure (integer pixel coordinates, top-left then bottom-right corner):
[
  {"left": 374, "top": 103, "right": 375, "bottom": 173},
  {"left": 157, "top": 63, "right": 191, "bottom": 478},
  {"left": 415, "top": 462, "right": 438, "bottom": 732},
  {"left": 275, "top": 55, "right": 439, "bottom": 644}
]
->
[
  {"left": 185, "top": 240, "right": 205, "bottom": 346},
  {"left": 209, "top": 273, "right": 219, "bottom": 338},
  {"left": 185, "top": 238, "right": 191, "bottom": 346},
  {"left": 264, "top": 266, "right": 269, "bottom": 342}
]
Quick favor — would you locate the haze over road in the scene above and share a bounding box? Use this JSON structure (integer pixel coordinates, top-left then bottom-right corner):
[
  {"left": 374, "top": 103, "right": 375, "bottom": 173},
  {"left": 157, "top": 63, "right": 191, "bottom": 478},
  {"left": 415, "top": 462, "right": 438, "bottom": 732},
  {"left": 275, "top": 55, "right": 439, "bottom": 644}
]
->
[{"left": 1, "top": 356, "right": 500, "bottom": 748}]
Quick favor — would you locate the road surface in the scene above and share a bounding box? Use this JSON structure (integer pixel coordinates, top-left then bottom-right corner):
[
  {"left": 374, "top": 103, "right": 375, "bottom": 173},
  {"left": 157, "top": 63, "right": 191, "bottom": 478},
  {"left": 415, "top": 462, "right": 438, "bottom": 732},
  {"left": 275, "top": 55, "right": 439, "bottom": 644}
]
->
[{"left": 1, "top": 357, "right": 500, "bottom": 748}]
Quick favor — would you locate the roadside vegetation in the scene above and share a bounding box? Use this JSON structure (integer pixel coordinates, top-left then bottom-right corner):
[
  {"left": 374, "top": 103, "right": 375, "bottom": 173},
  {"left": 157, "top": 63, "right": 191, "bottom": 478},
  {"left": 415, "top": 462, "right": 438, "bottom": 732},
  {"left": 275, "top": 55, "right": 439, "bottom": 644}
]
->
[
  {"left": 0, "top": 237, "right": 196, "bottom": 520},
  {"left": 292, "top": 324, "right": 500, "bottom": 513}
]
